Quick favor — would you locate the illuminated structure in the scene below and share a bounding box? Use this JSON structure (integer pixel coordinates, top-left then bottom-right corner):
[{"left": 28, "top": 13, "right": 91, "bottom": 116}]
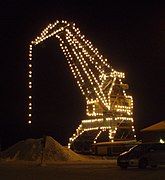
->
[{"left": 28, "top": 20, "right": 135, "bottom": 152}]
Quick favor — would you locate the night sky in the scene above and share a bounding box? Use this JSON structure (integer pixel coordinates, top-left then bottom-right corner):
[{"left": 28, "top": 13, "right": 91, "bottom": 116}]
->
[{"left": 1, "top": 1, "right": 165, "bottom": 149}]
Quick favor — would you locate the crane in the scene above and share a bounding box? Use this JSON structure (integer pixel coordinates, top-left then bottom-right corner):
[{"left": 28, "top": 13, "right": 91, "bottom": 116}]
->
[{"left": 28, "top": 20, "right": 136, "bottom": 152}]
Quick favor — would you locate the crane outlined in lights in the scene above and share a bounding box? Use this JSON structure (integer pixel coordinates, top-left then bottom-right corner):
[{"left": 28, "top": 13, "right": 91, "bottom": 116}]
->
[{"left": 28, "top": 20, "right": 136, "bottom": 152}]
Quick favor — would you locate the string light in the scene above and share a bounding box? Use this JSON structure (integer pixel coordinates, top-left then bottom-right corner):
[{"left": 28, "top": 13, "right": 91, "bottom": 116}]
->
[{"left": 27, "top": 20, "right": 135, "bottom": 149}]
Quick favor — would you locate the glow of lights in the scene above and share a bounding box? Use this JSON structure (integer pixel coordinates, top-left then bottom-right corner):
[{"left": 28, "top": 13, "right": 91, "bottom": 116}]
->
[
  {"left": 28, "top": 120, "right": 32, "bottom": 124},
  {"left": 28, "top": 20, "right": 135, "bottom": 148},
  {"left": 160, "top": 139, "right": 165, "bottom": 144}
]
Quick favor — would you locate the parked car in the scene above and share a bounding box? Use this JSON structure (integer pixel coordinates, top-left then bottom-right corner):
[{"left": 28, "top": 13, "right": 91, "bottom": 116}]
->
[{"left": 117, "top": 143, "right": 165, "bottom": 169}]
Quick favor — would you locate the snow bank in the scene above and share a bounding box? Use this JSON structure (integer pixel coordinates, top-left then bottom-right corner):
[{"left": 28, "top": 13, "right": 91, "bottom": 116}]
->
[{"left": 1, "top": 136, "right": 84, "bottom": 162}]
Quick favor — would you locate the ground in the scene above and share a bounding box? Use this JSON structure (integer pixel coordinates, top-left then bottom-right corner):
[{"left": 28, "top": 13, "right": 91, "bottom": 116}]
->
[
  {"left": 0, "top": 159, "right": 165, "bottom": 180},
  {"left": 1, "top": 137, "right": 165, "bottom": 179}
]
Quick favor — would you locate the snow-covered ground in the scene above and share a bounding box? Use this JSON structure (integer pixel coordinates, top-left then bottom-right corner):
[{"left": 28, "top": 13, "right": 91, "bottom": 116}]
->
[
  {"left": 0, "top": 136, "right": 164, "bottom": 180},
  {"left": 0, "top": 160, "right": 165, "bottom": 180}
]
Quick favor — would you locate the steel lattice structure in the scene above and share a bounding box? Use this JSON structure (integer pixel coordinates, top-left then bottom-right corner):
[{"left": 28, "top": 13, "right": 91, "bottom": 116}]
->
[{"left": 28, "top": 20, "right": 136, "bottom": 152}]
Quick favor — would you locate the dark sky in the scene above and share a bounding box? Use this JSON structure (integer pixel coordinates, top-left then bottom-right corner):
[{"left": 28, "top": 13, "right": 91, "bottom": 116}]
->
[{"left": 1, "top": 1, "right": 165, "bottom": 149}]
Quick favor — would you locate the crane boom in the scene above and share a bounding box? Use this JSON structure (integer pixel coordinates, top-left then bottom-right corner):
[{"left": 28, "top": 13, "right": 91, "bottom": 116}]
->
[{"left": 28, "top": 20, "right": 135, "bottom": 152}]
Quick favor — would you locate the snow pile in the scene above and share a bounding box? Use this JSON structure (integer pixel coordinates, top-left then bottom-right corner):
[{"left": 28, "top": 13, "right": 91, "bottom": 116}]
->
[{"left": 1, "top": 136, "right": 84, "bottom": 162}]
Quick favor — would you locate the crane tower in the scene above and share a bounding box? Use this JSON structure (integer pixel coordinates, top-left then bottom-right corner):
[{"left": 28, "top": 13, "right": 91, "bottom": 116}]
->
[{"left": 28, "top": 20, "right": 136, "bottom": 152}]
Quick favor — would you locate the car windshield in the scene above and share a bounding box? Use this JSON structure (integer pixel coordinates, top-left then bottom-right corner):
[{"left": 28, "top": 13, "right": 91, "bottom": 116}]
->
[
  {"left": 129, "top": 144, "right": 160, "bottom": 153},
  {"left": 129, "top": 145, "right": 142, "bottom": 152}
]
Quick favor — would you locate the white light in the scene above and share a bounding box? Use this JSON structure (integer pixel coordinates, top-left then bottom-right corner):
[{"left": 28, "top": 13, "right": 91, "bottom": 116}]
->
[{"left": 28, "top": 120, "right": 32, "bottom": 124}]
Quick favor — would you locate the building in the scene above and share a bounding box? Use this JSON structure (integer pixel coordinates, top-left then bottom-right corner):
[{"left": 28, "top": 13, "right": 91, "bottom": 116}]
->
[
  {"left": 141, "top": 120, "right": 165, "bottom": 143},
  {"left": 92, "top": 140, "right": 138, "bottom": 156}
]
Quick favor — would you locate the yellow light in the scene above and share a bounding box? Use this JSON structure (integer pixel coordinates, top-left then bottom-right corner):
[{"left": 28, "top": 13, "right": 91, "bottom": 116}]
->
[
  {"left": 160, "top": 139, "right": 165, "bottom": 144},
  {"left": 29, "top": 20, "right": 135, "bottom": 148}
]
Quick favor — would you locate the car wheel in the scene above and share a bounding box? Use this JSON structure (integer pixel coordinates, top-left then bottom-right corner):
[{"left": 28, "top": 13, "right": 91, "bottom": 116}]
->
[{"left": 138, "top": 158, "right": 148, "bottom": 169}]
